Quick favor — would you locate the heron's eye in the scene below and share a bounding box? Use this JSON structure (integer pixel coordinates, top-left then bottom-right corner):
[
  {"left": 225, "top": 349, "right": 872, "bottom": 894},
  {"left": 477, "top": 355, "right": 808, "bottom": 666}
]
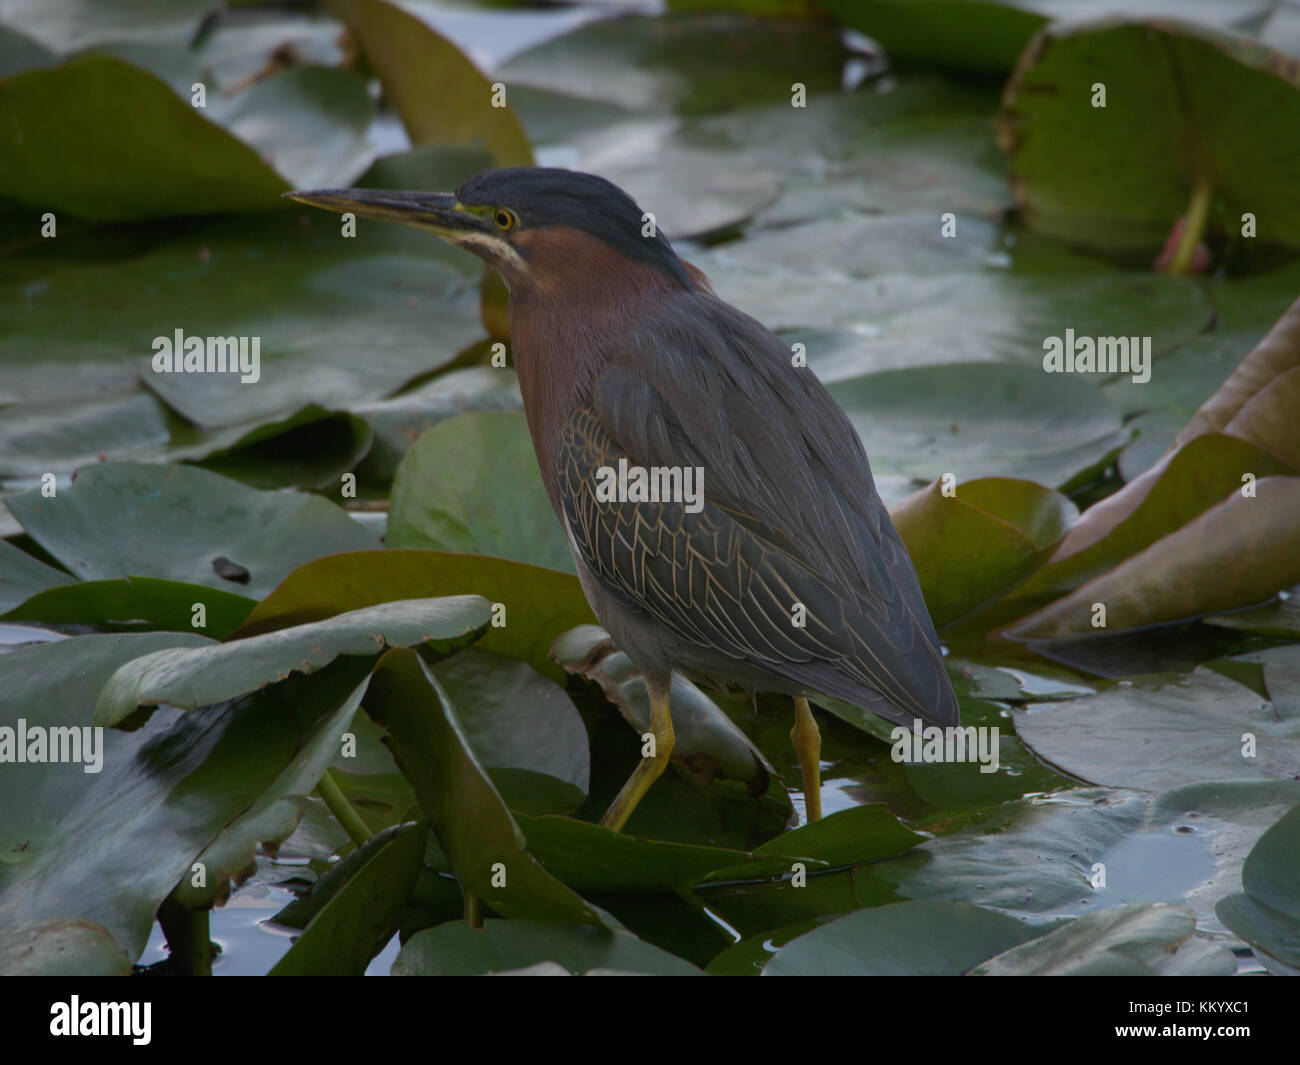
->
[{"left": 494, "top": 208, "right": 517, "bottom": 231}]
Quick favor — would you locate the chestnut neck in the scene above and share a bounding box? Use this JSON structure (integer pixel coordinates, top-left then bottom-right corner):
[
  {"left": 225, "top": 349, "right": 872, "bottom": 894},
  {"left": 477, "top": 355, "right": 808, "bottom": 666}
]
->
[{"left": 505, "top": 228, "right": 691, "bottom": 507}]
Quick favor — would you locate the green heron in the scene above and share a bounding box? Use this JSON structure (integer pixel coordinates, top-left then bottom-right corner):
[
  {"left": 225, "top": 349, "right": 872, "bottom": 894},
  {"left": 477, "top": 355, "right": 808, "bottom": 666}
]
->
[{"left": 288, "top": 168, "right": 958, "bottom": 831}]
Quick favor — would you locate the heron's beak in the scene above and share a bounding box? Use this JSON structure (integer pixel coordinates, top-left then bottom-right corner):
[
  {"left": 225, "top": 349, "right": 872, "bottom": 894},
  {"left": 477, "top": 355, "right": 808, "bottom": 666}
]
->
[{"left": 283, "top": 188, "right": 490, "bottom": 239}]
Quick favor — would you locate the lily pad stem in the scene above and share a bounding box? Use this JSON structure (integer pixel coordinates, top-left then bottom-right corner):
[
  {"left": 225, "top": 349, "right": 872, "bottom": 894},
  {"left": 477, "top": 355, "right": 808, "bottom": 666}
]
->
[
  {"left": 1167, "top": 176, "right": 1213, "bottom": 276},
  {"left": 464, "top": 890, "right": 482, "bottom": 928},
  {"left": 316, "top": 769, "right": 372, "bottom": 846}
]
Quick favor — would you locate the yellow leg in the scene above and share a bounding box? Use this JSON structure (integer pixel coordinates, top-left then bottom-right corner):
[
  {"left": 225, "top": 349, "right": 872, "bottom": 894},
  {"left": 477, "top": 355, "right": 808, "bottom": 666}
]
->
[
  {"left": 791, "top": 695, "right": 822, "bottom": 823},
  {"left": 600, "top": 676, "right": 675, "bottom": 833}
]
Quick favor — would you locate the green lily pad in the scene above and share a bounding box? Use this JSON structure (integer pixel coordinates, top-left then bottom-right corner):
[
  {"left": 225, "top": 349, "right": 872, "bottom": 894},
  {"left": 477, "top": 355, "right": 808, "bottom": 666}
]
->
[
  {"left": 0, "top": 25, "right": 55, "bottom": 78},
  {"left": 363, "top": 647, "right": 603, "bottom": 925},
  {"left": 3, "top": 576, "right": 255, "bottom": 640},
  {"left": 236, "top": 549, "right": 596, "bottom": 682},
  {"left": 203, "top": 64, "right": 375, "bottom": 191},
  {"left": 6, "top": 463, "right": 379, "bottom": 599},
  {"left": 392, "top": 918, "right": 701, "bottom": 976},
  {"left": 890, "top": 476, "right": 1077, "bottom": 627},
  {"left": 972, "top": 902, "right": 1234, "bottom": 975},
  {"left": 0, "top": 633, "right": 385, "bottom": 960},
  {"left": 898, "top": 697, "right": 1077, "bottom": 813},
  {"left": 829, "top": 363, "right": 1129, "bottom": 493},
  {"left": 351, "top": 366, "right": 523, "bottom": 483},
  {"left": 751, "top": 803, "right": 925, "bottom": 869},
  {"left": 2, "top": 211, "right": 482, "bottom": 420},
  {"left": 388, "top": 410, "right": 573, "bottom": 572},
  {"left": 331, "top": 0, "right": 532, "bottom": 166},
  {"left": 85, "top": 43, "right": 378, "bottom": 192},
  {"left": 873, "top": 780, "right": 1300, "bottom": 937},
  {"left": 690, "top": 234, "right": 1210, "bottom": 361},
  {"left": 0, "top": 537, "right": 72, "bottom": 613},
  {"left": 1009, "top": 475, "right": 1300, "bottom": 639},
  {"left": 1005, "top": 432, "right": 1299, "bottom": 619},
  {"left": 1216, "top": 803, "right": 1300, "bottom": 968},
  {"left": 433, "top": 647, "right": 589, "bottom": 796},
  {"left": 500, "top": 14, "right": 844, "bottom": 119},
  {"left": 877, "top": 787, "right": 1147, "bottom": 916},
  {"left": 763, "top": 899, "right": 1041, "bottom": 976},
  {"left": 999, "top": 17, "right": 1300, "bottom": 260},
  {"left": 172, "top": 406, "right": 375, "bottom": 492},
  {"left": 696, "top": 865, "right": 888, "bottom": 938},
  {"left": 0, "top": 389, "right": 169, "bottom": 478},
  {"left": 324, "top": 659, "right": 588, "bottom": 842},
  {"left": 93, "top": 594, "right": 490, "bottom": 726},
  {"left": 1205, "top": 592, "right": 1300, "bottom": 639},
  {"left": 169, "top": 659, "right": 375, "bottom": 910},
  {"left": 5, "top": 0, "right": 212, "bottom": 54},
  {"left": 0, "top": 918, "right": 131, "bottom": 977},
  {"left": 1014, "top": 665, "right": 1300, "bottom": 791},
  {"left": 688, "top": 77, "right": 1009, "bottom": 219},
  {"left": 0, "top": 55, "right": 288, "bottom": 220},
  {"left": 356, "top": 144, "right": 497, "bottom": 194},
  {"left": 1, "top": 394, "right": 364, "bottom": 492},
  {"left": 514, "top": 814, "right": 810, "bottom": 894},
  {"left": 269, "top": 820, "right": 429, "bottom": 976},
  {"left": 822, "top": 1, "right": 1286, "bottom": 76},
  {"left": 704, "top": 915, "right": 825, "bottom": 976},
  {"left": 819, "top": 0, "right": 1047, "bottom": 74},
  {"left": 566, "top": 117, "right": 781, "bottom": 239}
]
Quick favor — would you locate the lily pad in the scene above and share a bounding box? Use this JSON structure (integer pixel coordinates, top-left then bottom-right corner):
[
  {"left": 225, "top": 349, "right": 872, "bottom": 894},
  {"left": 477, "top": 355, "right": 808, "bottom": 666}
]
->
[
  {"left": 999, "top": 17, "right": 1300, "bottom": 260},
  {"left": 2, "top": 210, "right": 483, "bottom": 421},
  {"left": 688, "top": 77, "right": 1010, "bottom": 218},
  {"left": 236, "top": 549, "right": 596, "bottom": 681},
  {"left": 433, "top": 647, "right": 590, "bottom": 796},
  {"left": 890, "top": 476, "right": 1077, "bottom": 627},
  {"left": 1007, "top": 436, "right": 1295, "bottom": 610},
  {"left": 171, "top": 406, "right": 375, "bottom": 492},
  {"left": 0, "top": 918, "right": 131, "bottom": 977},
  {"left": 352, "top": 366, "right": 523, "bottom": 483},
  {"left": 392, "top": 918, "right": 701, "bottom": 976},
  {"left": 1216, "top": 803, "right": 1300, "bottom": 968},
  {"left": 331, "top": 0, "right": 532, "bottom": 166},
  {"left": 972, "top": 902, "right": 1234, "bottom": 975},
  {"left": 0, "top": 632, "right": 386, "bottom": 960},
  {"left": 1014, "top": 665, "right": 1300, "bottom": 791},
  {"left": 1004, "top": 289, "right": 1300, "bottom": 610},
  {"left": 269, "top": 820, "right": 429, "bottom": 976},
  {"left": 0, "top": 55, "right": 289, "bottom": 220},
  {"left": 763, "top": 899, "right": 1040, "bottom": 976},
  {"left": 388, "top": 410, "right": 573, "bottom": 572},
  {"left": 692, "top": 233, "right": 1210, "bottom": 362},
  {"left": 500, "top": 14, "right": 844, "bottom": 118},
  {"left": 4, "top": 0, "right": 212, "bottom": 54},
  {"left": 169, "top": 659, "right": 375, "bottom": 911},
  {"left": 3, "top": 576, "right": 255, "bottom": 640},
  {"left": 819, "top": 0, "right": 1048, "bottom": 75},
  {"left": 1009, "top": 475, "right": 1300, "bottom": 639},
  {"left": 829, "top": 363, "right": 1129, "bottom": 493},
  {"left": 6, "top": 463, "right": 379, "bottom": 599},
  {"left": 0, "top": 537, "right": 72, "bottom": 613},
  {"left": 363, "top": 647, "right": 603, "bottom": 925},
  {"left": 873, "top": 780, "right": 1300, "bottom": 936},
  {"left": 514, "top": 814, "right": 808, "bottom": 894},
  {"left": 1205, "top": 592, "right": 1300, "bottom": 639},
  {"left": 93, "top": 594, "right": 490, "bottom": 726}
]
